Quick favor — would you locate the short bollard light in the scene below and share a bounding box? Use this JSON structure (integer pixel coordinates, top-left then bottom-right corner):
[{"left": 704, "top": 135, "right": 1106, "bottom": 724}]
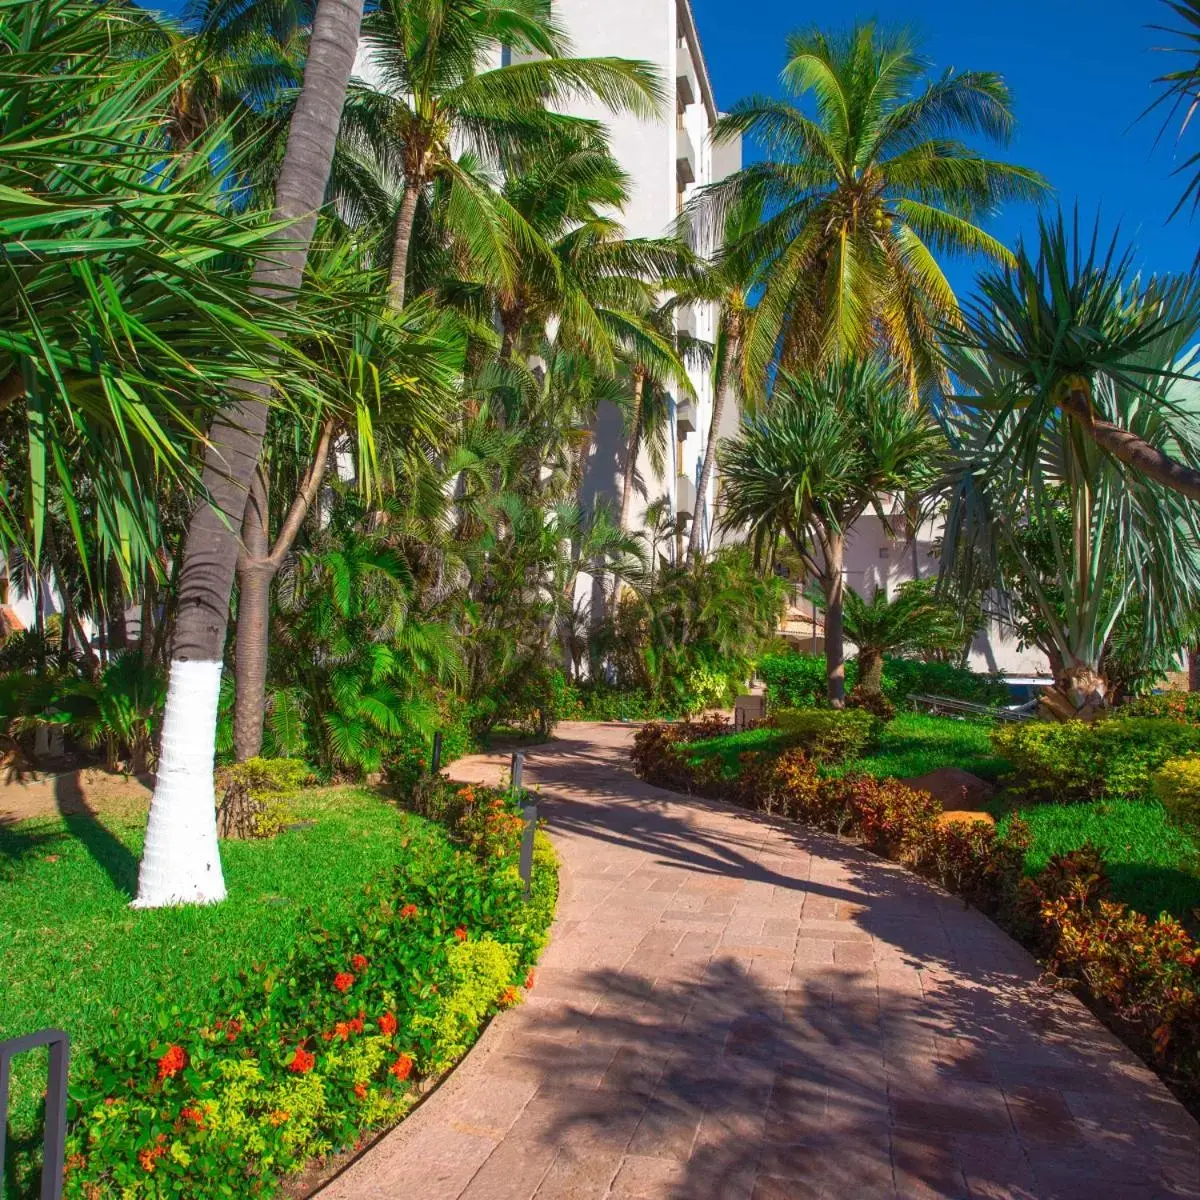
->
[
  {"left": 0, "top": 1028, "right": 70, "bottom": 1200},
  {"left": 431, "top": 730, "right": 443, "bottom": 774},
  {"left": 510, "top": 750, "right": 524, "bottom": 794}
]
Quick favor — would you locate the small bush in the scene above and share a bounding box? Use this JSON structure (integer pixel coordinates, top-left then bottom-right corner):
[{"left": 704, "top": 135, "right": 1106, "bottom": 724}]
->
[
  {"left": 1153, "top": 756, "right": 1200, "bottom": 831},
  {"left": 994, "top": 717, "right": 1200, "bottom": 803},
  {"left": 216, "top": 757, "right": 310, "bottom": 839},
  {"left": 758, "top": 653, "right": 847, "bottom": 707},
  {"left": 1123, "top": 691, "right": 1200, "bottom": 725},
  {"left": 772, "top": 706, "right": 881, "bottom": 763}
]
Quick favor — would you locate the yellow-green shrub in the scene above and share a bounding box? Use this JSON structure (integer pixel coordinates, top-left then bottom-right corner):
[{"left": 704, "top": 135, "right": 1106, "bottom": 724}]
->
[
  {"left": 772, "top": 706, "right": 881, "bottom": 763},
  {"left": 1153, "top": 756, "right": 1200, "bottom": 830},
  {"left": 410, "top": 937, "right": 519, "bottom": 1073}
]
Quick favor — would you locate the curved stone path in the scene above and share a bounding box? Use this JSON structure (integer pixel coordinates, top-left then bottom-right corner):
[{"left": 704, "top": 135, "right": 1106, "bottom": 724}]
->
[{"left": 320, "top": 722, "right": 1200, "bottom": 1200}]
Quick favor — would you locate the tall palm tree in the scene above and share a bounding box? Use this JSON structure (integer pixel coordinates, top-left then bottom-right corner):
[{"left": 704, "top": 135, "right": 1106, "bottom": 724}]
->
[
  {"left": 136, "top": 0, "right": 367, "bottom": 909},
  {"left": 340, "top": 0, "right": 662, "bottom": 310},
  {"left": 939, "top": 218, "right": 1200, "bottom": 715},
  {"left": 1149, "top": 0, "right": 1200, "bottom": 216},
  {"left": 705, "top": 23, "right": 1047, "bottom": 388},
  {"left": 719, "top": 358, "right": 942, "bottom": 705}
]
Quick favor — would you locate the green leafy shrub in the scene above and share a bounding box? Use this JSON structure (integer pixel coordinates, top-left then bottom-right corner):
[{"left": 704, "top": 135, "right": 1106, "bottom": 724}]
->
[
  {"left": 1153, "top": 756, "right": 1200, "bottom": 831},
  {"left": 772, "top": 706, "right": 881, "bottom": 763},
  {"left": 61, "top": 794, "right": 557, "bottom": 1197},
  {"left": 758, "top": 652, "right": 1006, "bottom": 709},
  {"left": 573, "top": 685, "right": 679, "bottom": 722},
  {"left": 216, "top": 757, "right": 309, "bottom": 839},
  {"left": 993, "top": 717, "right": 1200, "bottom": 803},
  {"left": 1123, "top": 691, "right": 1200, "bottom": 724}
]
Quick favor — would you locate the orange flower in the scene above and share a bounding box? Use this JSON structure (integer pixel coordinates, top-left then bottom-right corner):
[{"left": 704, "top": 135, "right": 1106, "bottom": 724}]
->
[
  {"left": 524, "top": 970, "right": 536, "bottom": 990},
  {"left": 349, "top": 1013, "right": 364, "bottom": 1035},
  {"left": 351, "top": 953, "right": 368, "bottom": 972},
  {"left": 288, "top": 1046, "right": 315, "bottom": 1074},
  {"left": 400, "top": 903, "right": 418, "bottom": 919},
  {"left": 156, "top": 1044, "right": 186, "bottom": 1081},
  {"left": 388, "top": 1054, "right": 413, "bottom": 1081},
  {"left": 453, "top": 926, "right": 467, "bottom": 941},
  {"left": 499, "top": 986, "right": 519, "bottom": 1007},
  {"left": 180, "top": 1106, "right": 205, "bottom": 1129},
  {"left": 378, "top": 1012, "right": 398, "bottom": 1036},
  {"left": 354, "top": 1082, "right": 368, "bottom": 1100},
  {"left": 268, "top": 1109, "right": 290, "bottom": 1127},
  {"left": 333, "top": 971, "right": 355, "bottom": 993},
  {"left": 334, "top": 1022, "right": 351, "bottom": 1041}
]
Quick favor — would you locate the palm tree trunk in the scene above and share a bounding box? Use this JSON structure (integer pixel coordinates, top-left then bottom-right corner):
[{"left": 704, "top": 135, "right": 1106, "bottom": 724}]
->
[
  {"left": 387, "top": 181, "right": 421, "bottom": 311},
  {"left": 234, "top": 468, "right": 271, "bottom": 761},
  {"left": 234, "top": 421, "right": 335, "bottom": 762},
  {"left": 824, "top": 532, "right": 846, "bottom": 708},
  {"left": 687, "top": 316, "right": 739, "bottom": 563},
  {"left": 618, "top": 371, "right": 645, "bottom": 534},
  {"left": 136, "top": 0, "right": 364, "bottom": 910}
]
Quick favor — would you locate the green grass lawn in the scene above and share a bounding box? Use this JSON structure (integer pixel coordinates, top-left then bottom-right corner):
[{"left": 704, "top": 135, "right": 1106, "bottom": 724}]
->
[
  {"left": 684, "top": 711, "right": 1010, "bottom": 781},
  {"left": 0, "top": 787, "right": 417, "bottom": 1149},
  {"left": 993, "top": 797, "right": 1200, "bottom": 922}
]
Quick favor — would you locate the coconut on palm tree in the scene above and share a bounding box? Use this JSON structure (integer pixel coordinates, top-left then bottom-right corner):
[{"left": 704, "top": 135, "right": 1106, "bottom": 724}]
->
[
  {"left": 719, "top": 358, "right": 942, "bottom": 706},
  {"left": 705, "top": 22, "right": 1047, "bottom": 388}
]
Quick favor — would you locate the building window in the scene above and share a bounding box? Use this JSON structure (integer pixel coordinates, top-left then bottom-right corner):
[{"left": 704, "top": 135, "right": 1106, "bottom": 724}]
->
[{"left": 878, "top": 546, "right": 889, "bottom": 559}]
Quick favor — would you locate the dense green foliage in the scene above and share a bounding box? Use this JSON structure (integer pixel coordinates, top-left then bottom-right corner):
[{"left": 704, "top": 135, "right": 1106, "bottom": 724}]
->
[
  {"left": 757, "top": 651, "right": 1007, "bottom": 710},
  {"left": 992, "top": 717, "right": 1200, "bottom": 803}
]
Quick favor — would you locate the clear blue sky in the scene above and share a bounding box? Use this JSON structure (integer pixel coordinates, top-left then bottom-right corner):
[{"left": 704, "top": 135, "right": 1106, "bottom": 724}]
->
[{"left": 690, "top": 0, "right": 1198, "bottom": 295}]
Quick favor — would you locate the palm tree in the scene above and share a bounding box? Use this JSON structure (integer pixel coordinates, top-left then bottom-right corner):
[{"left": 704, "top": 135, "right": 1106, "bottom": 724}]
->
[
  {"left": 1149, "top": 0, "right": 1200, "bottom": 216},
  {"left": 136, "top": 0, "right": 367, "bottom": 909},
  {"left": 943, "top": 212, "right": 1200, "bottom": 505},
  {"left": 818, "top": 579, "right": 964, "bottom": 696},
  {"left": 705, "top": 22, "right": 1047, "bottom": 388},
  {"left": 340, "top": 0, "right": 662, "bottom": 310},
  {"left": 719, "top": 358, "right": 942, "bottom": 705},
  {"left": 939, "top": 219, "right": 1200, "bottom": 715}
]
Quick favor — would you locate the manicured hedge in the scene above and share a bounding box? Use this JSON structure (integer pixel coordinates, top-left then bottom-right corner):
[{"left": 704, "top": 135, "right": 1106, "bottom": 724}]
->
[
  {"left": 757, "top": 651, "right": 1007, "bottom": 709},
  {"left": 632, "top": 718, "right": 1200, "bottom": 1111},
  {"left": 993, "top": 716, "right": 1200, "bottom": 803},
  {"left": 63, "top": 781, "right": 556, "bottom": 1198}
]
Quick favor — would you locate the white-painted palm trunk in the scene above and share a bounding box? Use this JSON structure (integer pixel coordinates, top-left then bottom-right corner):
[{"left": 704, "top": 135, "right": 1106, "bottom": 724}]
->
[{"left": 132, "top": 659, "right": 226, "bottom": 907}]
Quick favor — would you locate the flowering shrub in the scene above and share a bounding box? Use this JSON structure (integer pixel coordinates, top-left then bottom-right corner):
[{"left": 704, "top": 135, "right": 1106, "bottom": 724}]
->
[
  {"left": 62, "top": 805, "right": 558, "bottom": 1197},
  {"left": 1122, "top": 691, "right": 1200, "bottom": 725},
  {"left": 993, "top": 717, "right": 1200, "bottom": 803}
]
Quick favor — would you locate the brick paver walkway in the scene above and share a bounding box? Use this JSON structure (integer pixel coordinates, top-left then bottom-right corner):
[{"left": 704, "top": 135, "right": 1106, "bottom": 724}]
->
[{"left": 319, "top": 722, "right": 1200, "bottom": 1200}]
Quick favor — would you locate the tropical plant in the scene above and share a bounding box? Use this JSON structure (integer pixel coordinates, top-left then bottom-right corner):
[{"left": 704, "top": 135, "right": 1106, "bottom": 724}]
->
[
  {"left": 137, "top": 0, "right": 367, "bottom": 908},
  {"left": 1149, "top": 0, "right": 1200, "bottom": 216},
  {"left": 704, "top": 22, "right": 1046, "bottom": 388},
  {"left": 939, "top": 216, "right": 1200, "bottom": 715},
  {"left": 340, "top": 0, "right": 662, "bottom": 310},
  {"left": 719, "top": 358, "right": 942, "bottom": 704},
  {"left": 820, "top": 579, "right": 968, "bottom": 696}
]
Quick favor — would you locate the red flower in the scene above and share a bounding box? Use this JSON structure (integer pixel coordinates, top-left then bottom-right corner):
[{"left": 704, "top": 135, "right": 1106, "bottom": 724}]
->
[
  {"left": 400, "top": 904, "right": 418, "bottom": 919},
  {"left": 499, "top": 986, "right": 519, "bottom": 1007},
  {"left": 524, "top": 970, "right": 536, "bottom": 990},
  {"left": 321, "top": 1030, "right": 334, "bottom": 1042},
  {"left": 180, "top": 1107, "right": 205, "bottom": 1129},
  {"left": 351, "top": 953, "right": 368, "bottom": 972},
  {"left": 378, "top": 1012, "right": 398, "bottom": 1036},
  {"left": 389, "top": 1054, "right": 413, "bottom": 1081},
  {"left": 156, "top": 1045, "right": 186, "bottom": 1081},
  {"left": 333, "top": 971, "right": 355, "bottom": 993},
  {"left": 354, "top": 1082, "right": 368, "bottom": 1100},
  {"left": 334, "top": 1021, "right": 351, "bottom": 1041},
  {"left": 453, "top": 926, "right": 468, "bottom": 941},
  {"left": 288, "top": 1046, "right": 315, "bottom": 1074},
  {"left": 349, "top": 1013, "right": 365, "bottom": 1035}
]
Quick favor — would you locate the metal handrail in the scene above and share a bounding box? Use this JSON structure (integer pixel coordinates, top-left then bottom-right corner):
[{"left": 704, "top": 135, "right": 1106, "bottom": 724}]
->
[{"left": 0, "top": 1028, "right": 70, "bottom": 1200}]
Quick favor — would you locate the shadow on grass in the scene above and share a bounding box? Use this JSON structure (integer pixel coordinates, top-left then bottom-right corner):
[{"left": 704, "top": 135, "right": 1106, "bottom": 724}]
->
[{"left": 52, "top": 772, "right": 139, "bottom": 897}]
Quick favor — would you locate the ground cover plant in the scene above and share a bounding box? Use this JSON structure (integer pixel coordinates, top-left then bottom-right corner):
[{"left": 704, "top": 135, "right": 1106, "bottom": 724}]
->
[{"left": 0, "top": 780, "right": 556, "bottom": 1196}]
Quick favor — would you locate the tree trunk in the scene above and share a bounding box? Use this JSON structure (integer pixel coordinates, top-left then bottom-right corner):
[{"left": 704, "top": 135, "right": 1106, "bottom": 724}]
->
[
  {"left": 1190, "top": 645, "right": 1200, "bottom": 692},
  {"left": 824, "top": 532, "right": 846, "bottom": 708},
  {"left": 135, "top": 0, "right": 364, "bottom": 909},
  {"left": 687, "top": 316, "right": 739, "bottom": 563},
  {"left": 234, "top": 468, "right": 271, "bottom": 761},
  {"left": 1041, "top": 661, "right": 1107, "bottom": 721},
  {"left": 858, "top": 648, "right": 884, "bottom": 696},
  {"left": 1059, "top": 383, "right": 1200, "bottom": 501},
  {"left": 234, "top": 421, "right": 335, "bottom": 762},
  {"left": 387, "top": 181, "right": 421, "bottom": 312},
  {"left": 618, "top": 371, "right": 645, "bottom": 535}
]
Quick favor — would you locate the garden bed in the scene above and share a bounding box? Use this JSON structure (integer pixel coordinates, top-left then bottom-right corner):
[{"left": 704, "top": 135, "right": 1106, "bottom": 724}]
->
[{"left": 0, "top": 781, "right": 557, "bottom": 1197}]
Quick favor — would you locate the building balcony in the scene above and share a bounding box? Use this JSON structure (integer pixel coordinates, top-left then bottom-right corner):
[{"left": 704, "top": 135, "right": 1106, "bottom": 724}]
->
[
  {"left": 676, "top": 303, "right": 697, "bottom": 338},
  {"left": 676, "top": 126, "right": 696, "bottom": 188},
  {"left": 676, "top": 398, "right": 697, "bottom": 435},
  {"left": 676, "top": 473, "right": 696, "bottom": 519},
  {"left": 676, "top": 37, "right": 700, "bottom": 112}
]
